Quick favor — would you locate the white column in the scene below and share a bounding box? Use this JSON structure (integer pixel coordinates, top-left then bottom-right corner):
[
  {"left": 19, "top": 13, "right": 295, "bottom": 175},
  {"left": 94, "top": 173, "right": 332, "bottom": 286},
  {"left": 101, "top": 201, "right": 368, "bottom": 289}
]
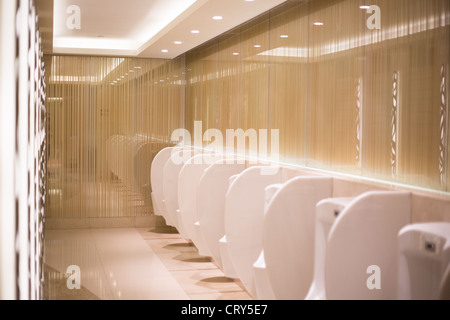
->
[{"left": 0, "top": 0, "right": 18, "bottom": 301}]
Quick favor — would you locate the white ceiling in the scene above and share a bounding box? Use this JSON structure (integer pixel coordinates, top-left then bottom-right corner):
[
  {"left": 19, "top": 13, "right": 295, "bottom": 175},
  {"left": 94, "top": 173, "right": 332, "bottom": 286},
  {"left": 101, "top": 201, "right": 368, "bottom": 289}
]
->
[{"left": 52, "top": 0, "right": 287, "bottom": 58}]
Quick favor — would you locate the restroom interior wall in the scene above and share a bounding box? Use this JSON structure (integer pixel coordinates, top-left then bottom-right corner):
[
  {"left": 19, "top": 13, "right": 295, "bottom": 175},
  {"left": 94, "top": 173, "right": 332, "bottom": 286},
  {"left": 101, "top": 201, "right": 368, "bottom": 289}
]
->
[
  {"left": 45, "top": 0, "right": 450, "bottom": 224},
  {"left": 46, "top": 56, "right": 185, "bottom": 219},
  {"left": 185, "top": 0, "right": 450, "bottom": 193}
]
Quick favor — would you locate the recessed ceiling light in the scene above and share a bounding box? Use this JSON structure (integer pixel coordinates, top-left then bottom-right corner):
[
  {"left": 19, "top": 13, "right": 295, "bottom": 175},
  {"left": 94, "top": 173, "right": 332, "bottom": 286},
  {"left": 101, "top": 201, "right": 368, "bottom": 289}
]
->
[
  {"left": 213, "top": 16, "right": 223, "bottom": 20},
  {"left": 280, "top": 35, "right": 289, "bottom": 38},
  {"left": 191, "top": 30, "right": 200, "bottom": 34},
  {"left": 174, "top": 41, "right": 182, "bottom": 45},
  {"left": 245, "top": 0, "right": 255, "bottom": 2},
  {"left": 121, "top": 76, "right": 125, "bottom": 78},
  {"left": 254, "top": 45, "right": 261, "bottom": 48},
  {"left": 134, "top": 66, "right": 142, "bottom": 69},
  {"left": 161, "top": 49, "right": 169, "bottom": 53},
  {"left": 313, "top": 22, "right": 324, "bottom": 26},
  {"left": 360, "top": 5, "right": 370, "bottom": 9},
  {"left": 129, "top": 70, "right": 134, "bottom": 73},
  {"left": 233, "top": 52, "right": 240, "bottom": 56}
]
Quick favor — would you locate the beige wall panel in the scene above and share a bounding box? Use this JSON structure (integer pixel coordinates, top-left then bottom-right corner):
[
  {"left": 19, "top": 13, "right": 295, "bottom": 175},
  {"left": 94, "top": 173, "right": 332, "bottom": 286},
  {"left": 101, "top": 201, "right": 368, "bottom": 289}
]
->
[{"left": 46, "top": 56, "right": 184, "bottom": 219}]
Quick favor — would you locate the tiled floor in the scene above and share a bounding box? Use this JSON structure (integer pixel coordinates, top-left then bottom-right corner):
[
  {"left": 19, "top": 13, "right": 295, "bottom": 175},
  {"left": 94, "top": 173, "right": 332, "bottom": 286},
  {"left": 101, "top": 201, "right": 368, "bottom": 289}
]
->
[{"left": 43, "top": 226, "right": 252, "bottom": 300}]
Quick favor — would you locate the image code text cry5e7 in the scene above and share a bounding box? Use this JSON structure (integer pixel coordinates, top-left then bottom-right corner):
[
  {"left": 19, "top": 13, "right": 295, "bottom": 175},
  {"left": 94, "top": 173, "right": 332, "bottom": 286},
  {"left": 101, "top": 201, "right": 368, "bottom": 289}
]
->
[{"left": 181, "top": 304, "right": 268, "bottom": 317}]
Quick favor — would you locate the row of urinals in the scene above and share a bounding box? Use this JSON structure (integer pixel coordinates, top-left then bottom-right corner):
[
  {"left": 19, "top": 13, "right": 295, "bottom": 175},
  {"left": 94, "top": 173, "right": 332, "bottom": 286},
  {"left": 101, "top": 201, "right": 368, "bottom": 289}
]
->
[
  {"left": 106, "top": 135, "right": 166, "bottom": 194},
  {"left": 150, "top": 147, "right": 450, "bottom": 300}
]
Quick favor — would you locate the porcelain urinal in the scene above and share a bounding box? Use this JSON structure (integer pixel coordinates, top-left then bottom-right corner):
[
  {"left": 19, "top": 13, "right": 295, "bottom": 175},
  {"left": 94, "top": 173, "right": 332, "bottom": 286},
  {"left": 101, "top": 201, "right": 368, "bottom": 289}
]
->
[
  {"left": 178, "top": 154, "right": 222, "bottom": 255},
  {"left": 325, "top": 191, "right": 411, "bottom": 300},
  {"left": 197, "top": 159, "right": 246, "bottom": 268},
  {"left": 305, "top": 197, "right": 354, "bottom": 300},
  {"left": 224, "top": 166, "right": 283, "bottom": 297},
  {"left": 151, "top": 147, "right": 176, "bottom": 218},
  {"left": 162, "top": 148, "right": 195, "bottom": 237},
  {"left": 262, "top": 176, "right": 333, "bottom": 300},
  {"left": 398, "top": 223, "right": 450, "bottom": 300}
]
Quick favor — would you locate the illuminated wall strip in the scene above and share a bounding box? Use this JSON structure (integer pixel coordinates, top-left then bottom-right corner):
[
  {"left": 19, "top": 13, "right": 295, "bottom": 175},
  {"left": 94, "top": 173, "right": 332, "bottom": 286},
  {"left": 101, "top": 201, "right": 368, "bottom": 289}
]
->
[
  {"left": 391, "top": 71, "right": 399, "bottom": 178},
  {"left": 356, "top": 77, "right": 362, "bottom": 167},
  {"left": 440, "top": 65, "right": 448, "bottom": 187}
]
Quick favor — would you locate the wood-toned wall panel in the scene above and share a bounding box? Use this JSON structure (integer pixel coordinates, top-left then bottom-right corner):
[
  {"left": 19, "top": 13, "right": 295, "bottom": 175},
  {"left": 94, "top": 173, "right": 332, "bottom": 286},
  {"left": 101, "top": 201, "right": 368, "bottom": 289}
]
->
[
  {"left": 240, "top": 18, "right": 270, "bottom": 134},
  {"left": 269, "top": 4, "right": 308, "bottom": 164},
  {"left": 185, "top": 0, "right": 450, "bottom": 193},
  {"left": 46, "top": 56, "right": 184, "bottom": 219}
]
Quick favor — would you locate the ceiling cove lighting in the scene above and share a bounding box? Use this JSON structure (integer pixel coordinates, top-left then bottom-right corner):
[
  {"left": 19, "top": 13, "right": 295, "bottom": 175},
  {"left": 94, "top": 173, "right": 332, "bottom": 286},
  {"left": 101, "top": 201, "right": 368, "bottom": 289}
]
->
[
  {"left": 53, "top": 0, "right": 199, "bottom": 55},
  {"left": 48, "top": 97, "right": 64, "bottom": 102}
]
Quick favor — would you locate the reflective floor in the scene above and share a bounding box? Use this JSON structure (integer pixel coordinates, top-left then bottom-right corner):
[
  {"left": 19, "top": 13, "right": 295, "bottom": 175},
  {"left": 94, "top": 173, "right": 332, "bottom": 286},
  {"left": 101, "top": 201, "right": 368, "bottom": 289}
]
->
[{"left": 43, "top": 227, "right": 252, "bottom": 300}]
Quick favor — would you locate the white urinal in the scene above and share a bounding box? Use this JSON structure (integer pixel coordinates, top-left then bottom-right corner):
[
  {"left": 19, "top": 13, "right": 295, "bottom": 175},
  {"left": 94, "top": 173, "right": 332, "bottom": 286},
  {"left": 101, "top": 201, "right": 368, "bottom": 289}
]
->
[
  {"left": 219, "top": 174, "right": 242, "bottom": 279},
  {"left": 325, "top": 191, "right": 411, "bottom": 300},
  {"left": 162, "top": 148, "right": 195, "bottom": 235},
  {"left": 398, "top": 223, "right": 450, "bottom": 300},
  {"left": 178, "top": 153, "right": 222, "bottom": 254},
  {"left": 224, "top": 166, "right": 283, "bottom": 297},
  {"left": 305, "top": 197, "right": 354, "bottom": 300},
  {"left": 151, "top": 147, "right": 176, "bottom": 218},
  {"left": 197, "top": 159, "right": 246, "bottom": 268},
  {"left": 262, "top": 176, "right": 333, "bottom": 300}
]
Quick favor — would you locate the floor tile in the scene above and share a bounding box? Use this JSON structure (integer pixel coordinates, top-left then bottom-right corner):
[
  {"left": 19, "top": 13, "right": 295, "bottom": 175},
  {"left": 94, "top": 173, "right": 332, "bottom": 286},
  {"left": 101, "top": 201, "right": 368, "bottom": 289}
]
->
[
  {"left": 171, "top": 269, "right": 246, "bottom": 295},
  {"left": 145, "top": 238, "right": 198, "bottom": 254},
  {"left": 136, "top": 226, "right": 180, "bottom": 240},
  {"left": 44, "top": 227, "right": 252, "bottom": 300},
  {"left": 158, "top": 252, "right": 217, "bottom": 271}
]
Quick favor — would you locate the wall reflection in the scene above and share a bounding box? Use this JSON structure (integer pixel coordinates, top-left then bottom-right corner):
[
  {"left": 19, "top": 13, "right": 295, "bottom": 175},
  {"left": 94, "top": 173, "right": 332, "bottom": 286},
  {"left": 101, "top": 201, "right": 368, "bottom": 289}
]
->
[{"left": 46, "top": 56, "right": 185, "bottom": 219}]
